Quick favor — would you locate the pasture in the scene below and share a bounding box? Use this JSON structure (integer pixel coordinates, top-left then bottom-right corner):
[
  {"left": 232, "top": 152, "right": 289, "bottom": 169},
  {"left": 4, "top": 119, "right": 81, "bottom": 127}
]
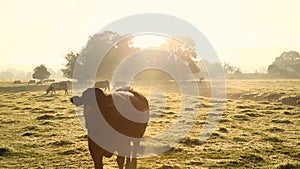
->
[{"left": 0, "top": 80, "right": 299, "bottom": 168}]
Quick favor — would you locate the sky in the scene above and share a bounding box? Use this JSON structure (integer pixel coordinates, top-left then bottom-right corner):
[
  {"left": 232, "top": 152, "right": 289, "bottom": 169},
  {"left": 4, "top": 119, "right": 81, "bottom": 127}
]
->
[{"left": 0, "top": 0, "right": 300, "bottom": 73}]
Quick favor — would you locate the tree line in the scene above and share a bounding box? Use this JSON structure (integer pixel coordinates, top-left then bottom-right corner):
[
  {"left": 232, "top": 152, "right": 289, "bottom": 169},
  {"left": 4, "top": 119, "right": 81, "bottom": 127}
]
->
[
  {"left": 222, "top": 51, "right": 300, "bottom": 79},
  {"left": 267, "top": 51, "right": 300, "bottom": 78},
  {"left": 60, "top": 31, "right": 201, "bottom": 83},
  {"left": 3, "top": 31, "right": 299, "bottom": 81},
  {"left": 59, "top": 31, "right": 300, "bottom": 81}
]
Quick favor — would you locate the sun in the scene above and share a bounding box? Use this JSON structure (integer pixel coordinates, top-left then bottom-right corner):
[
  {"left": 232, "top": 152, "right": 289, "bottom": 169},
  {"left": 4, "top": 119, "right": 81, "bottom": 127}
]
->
[{"left": 131, "top": 34, "right": 166, "bottom": 49}]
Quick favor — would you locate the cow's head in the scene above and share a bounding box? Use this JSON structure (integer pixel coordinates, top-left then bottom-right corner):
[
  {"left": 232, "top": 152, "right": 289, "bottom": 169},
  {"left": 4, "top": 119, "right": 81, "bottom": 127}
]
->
[
  {"left": 46, "top": 86, "right": 53, "bottom": 95},
  {"left": 70, "top": 88, "right": 105, "bottom": 106}
]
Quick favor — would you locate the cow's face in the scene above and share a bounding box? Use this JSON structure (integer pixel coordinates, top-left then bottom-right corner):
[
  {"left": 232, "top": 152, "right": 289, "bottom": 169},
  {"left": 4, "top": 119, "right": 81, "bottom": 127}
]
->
[
  {"left": 70, "top": 88, "right": 105, "bottom": 107},
  {"left": 46, "top": 86, "right": 53, "bottom": 95}
]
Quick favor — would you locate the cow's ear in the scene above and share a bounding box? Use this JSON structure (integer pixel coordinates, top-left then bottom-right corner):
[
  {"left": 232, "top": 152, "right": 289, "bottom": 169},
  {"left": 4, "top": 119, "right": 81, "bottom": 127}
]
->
[
  {"left": 94, "top": 88, "right": 105, "bottom": 97},
  {"left": 79, "top": 88, "right": 104, "bottom": 105},
  {"left": 70, "top": 96, "right": 84, "bottom": 106}
]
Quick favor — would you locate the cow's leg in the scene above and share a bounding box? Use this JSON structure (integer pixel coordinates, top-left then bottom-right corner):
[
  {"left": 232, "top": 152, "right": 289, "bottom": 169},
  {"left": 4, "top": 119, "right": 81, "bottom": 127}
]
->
[
  {"left": 131, "top": 140, "right": 139, "bottom": 169},
  {"left": 126, "top": 140, "right": 139, "bottom": 169},
  {"left": 125, "top": 157, "right": 131, "bottom": 169},
  {"left": 88, "top": 137, "right": 104, "bottom": 169},
  {"left": 93, "top": 156, "right": 103, "bottom": 169},
  {"left": 124, "top": 140, "right": 139, "bottom": 169},
  {"left": 119, "top": 140, "right": 131, "bottom": 169},
  {"left": 90, "top": 149, "right": 103, "bottom": 169},
  {"left": 117, "top": 155, "right": 125, "bottom": 169},
  {"left": 125, "top": 140, "right": 139, "bottom": 169}
]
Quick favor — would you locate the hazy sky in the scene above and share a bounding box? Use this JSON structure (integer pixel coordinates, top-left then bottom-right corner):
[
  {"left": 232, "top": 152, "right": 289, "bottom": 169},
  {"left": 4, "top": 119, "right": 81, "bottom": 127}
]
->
[{"left": 0, "top": 0, "right": 299, "bottom": 72}]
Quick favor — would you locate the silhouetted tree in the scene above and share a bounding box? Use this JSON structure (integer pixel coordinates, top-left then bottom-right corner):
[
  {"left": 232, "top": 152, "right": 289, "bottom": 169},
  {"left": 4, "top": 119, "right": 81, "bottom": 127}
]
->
[
  {"left": 234, "top": 68, "right": 243, "bottom": 75},
  {"left": 268, "top": 51, "right": 300, "bottom": 77},
  {"left": 32, "top": 64, "right": 50, "bottom": 81},
  {"left": 63, "top": 31, "right": 202, "bottom": 82},
  {"left": 223, "top": 62, "right": 237, "bottom": 74},
  {"left": 71, "top": 31, "right": 139, "bottom": 82},
  {"left": 268, "top": 64, "right": 280, "bottom": 75},
  {"left": 61, "top": 51, "right": 79, "bottom": 79},
  {"left": 273, "top": 51, "right": 300, "bottom": 69},
  {"left": 161, "top": 37, "right": 199, "bottom": 74}
]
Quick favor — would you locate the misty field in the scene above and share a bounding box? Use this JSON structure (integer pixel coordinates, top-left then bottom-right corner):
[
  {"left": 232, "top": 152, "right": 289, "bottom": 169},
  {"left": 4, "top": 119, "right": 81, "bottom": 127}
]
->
[{"left": 0, "top": 80, "right": 299, "bottom": 169}]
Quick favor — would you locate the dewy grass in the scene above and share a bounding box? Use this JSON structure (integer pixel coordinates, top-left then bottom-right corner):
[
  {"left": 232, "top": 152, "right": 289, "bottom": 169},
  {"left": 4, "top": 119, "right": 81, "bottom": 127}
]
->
[{"left": 0, "top": 80, "right": 299, "bottom": 168}]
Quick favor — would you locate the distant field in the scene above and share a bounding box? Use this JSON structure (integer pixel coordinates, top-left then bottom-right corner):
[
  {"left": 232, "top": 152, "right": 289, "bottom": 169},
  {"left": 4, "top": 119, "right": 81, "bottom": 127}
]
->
[{"left": 0, "top": 80, "right": 299, "bottom": 168}]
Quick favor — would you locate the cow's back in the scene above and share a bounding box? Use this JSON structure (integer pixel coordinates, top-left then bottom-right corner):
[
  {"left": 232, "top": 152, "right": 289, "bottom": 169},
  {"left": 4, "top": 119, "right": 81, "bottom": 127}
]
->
[
  {"left": 99, "top": 91, "right": 149, "bottom": 138},
  {"left": 51, "top": 81, "right": 67, "bottom": 89}
]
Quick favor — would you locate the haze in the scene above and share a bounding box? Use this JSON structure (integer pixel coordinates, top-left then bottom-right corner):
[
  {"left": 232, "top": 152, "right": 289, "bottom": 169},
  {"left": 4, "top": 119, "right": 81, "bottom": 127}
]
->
[{"left": 1, "top": 0, "right": 300, "bottom": 73}]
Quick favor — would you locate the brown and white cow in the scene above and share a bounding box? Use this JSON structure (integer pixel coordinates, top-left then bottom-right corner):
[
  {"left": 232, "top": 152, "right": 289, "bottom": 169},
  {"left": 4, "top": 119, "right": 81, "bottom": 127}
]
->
[
  {"left": 46, "top": 81, "right": 68, "bottom": 95},
  {"left": 94, "top": 80, "right": 110, "bottom": 91},
  {"left": 70, "top": 87, "right": 149, "bottom": 169}
]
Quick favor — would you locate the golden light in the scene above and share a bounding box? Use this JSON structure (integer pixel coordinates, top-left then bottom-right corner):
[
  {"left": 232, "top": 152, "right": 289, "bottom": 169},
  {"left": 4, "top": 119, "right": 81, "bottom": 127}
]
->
[{"left": 131, "top": 35, "right": 166, "bottom": 49}]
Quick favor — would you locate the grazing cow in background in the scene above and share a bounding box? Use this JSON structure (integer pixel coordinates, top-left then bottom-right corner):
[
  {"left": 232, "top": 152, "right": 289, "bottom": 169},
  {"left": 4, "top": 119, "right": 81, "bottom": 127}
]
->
[
  {"left": 28, "top": 80, "right": 35, "bottom": 85},
  {"left": 70, "top": 87, "right": 149, "bottom": 169},
  {"left": 94, "top": 80, "right": 110, "bottom": 91},
  {"left": 46, "top": 81, "right": 68, "bottom": 95},
  {"left": 36, "top": 81, "right": 42, "bottom": 85},
  {"left": 43, "top": 79, "right": 55, "bottom": 83},
  {"left": 13, "top": 80, "right": 21, "bottom": 84}
]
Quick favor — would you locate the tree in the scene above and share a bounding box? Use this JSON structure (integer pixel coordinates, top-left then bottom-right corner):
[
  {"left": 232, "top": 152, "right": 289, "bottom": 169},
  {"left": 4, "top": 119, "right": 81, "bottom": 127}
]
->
[
  {"left": 32, "top": 64, "right": 50, "bottom": 81},
  {"left": 271, "top": 51, "right": 300, "bottom": 76},
  {"left": 273, "top": 51, "right": 300, "bottom": 69},
  {"left": 267, "top": 64, "right": 280, "bottom": 75},
  {"left": 63, "top": 31, "right": 139, "bottom": 82},
  {"left": 223, "top": 62, "right": 237, "bottom": 74},
  {"left": 160, "top": 37, "right": 200, "bottom": 74},
  {"left": 234, "top": 68, "right": 243, "bottom": 75},
  {"left": 267, "top": 51, "right": 300, "bottom": 77},
  {"left": 61, "top": 51, "right": 79, "bottom": 78},
  {"left": 62, "top": 31, "right": 201, "bottom": 82}
]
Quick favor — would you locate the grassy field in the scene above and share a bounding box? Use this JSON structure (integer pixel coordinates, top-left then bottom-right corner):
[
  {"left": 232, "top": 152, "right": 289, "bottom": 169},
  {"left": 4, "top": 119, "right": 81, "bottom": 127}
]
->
[{"left": 0, "top": 80, "right": 299, "bottom": 169}]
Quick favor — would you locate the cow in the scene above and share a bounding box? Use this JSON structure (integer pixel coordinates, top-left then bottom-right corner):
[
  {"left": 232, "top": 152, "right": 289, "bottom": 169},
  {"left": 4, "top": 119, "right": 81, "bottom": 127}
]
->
[
  {"left": 94, "top": 80, "right": 110, "bottom": 91},
  {"left": 46, "top": 81, "right": 68, "bottom": 95},
  {"left": 28, "top": 80, "right": 35, "bottom": 85},
  {"left": 13, "top": 80, "right": 21, "bottom": 84},
  {"left": 43, "top": 79, "right": 55, "bottom": 83},
  {"left": 70, "top": 87, "right": 149, "bottom": 169}
]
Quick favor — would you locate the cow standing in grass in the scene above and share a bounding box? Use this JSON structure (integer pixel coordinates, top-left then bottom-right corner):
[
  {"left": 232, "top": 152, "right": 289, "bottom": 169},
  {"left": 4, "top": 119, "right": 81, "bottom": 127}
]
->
[
  {"left": 70, "top": 87, "right": 149, "bottom": 169},
  {"left": 46, "top": 81, "right": 68, "bottom": 95},
  {"left": 94, "top": 80, "right": 110, "bottom": 91},
  {"left": 28, "top": 80, "right": 35, "bottom": 85},
  {"left": 13, "top": 80, "right": 21, "bottom": 84}
]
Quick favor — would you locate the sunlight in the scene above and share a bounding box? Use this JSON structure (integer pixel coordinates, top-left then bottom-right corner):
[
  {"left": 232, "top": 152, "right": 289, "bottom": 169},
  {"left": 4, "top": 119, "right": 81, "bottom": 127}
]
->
[{"left": 131, "top": 35, "right": 166, "bottom": 49}]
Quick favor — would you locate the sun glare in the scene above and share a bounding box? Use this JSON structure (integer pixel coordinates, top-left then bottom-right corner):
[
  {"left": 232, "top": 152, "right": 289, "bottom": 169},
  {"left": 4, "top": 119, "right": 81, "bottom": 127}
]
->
[{"left": 131, "top": 35, "right": 166, "bottom": 49}]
